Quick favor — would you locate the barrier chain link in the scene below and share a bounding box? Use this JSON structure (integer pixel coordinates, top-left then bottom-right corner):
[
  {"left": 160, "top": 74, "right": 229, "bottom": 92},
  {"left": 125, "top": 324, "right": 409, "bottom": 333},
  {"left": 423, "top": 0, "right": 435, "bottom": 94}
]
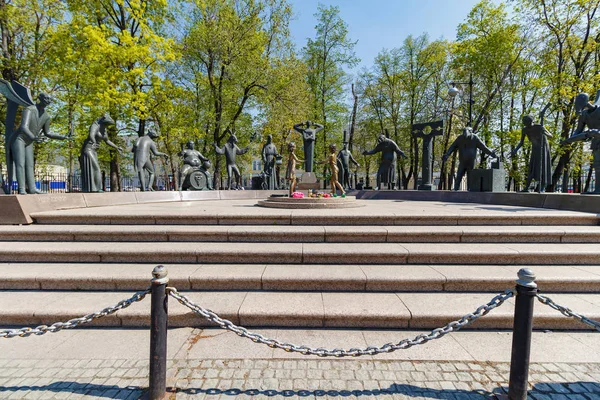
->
[
  {"left": 536, "top": 293, "right": 600, "bottom": 332},
  {"left": 0, "top": 289, "right": 150, "bottom": 339},
  {"left": 167, "top": 287, "right": 514, "bottom": 357}
]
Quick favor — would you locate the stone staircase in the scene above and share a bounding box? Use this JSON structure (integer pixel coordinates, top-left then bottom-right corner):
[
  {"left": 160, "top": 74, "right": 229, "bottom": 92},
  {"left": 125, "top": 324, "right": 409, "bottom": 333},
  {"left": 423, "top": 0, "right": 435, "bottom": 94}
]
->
[{"left": 1, "top": 199, "right": 600, "bottom": 331}]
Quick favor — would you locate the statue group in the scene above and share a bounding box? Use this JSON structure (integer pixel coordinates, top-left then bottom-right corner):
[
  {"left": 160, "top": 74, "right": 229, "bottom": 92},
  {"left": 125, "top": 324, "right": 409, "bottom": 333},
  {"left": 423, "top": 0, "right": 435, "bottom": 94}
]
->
[{"left": 3, "top": 79, "right": 599, "bottom": 195}]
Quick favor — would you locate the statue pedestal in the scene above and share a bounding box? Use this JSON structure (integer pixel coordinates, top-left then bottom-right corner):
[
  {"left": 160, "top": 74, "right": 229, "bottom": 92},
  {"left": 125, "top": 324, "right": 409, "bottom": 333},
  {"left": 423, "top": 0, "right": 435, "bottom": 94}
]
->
[
  {"left": 418, "top": 183, "right": 436, "bottom": 191},
  {"left": 297, "top": 172, "right": 320, "bottom": 190},
  {"left": 468, "top": 168, "right": 506, "bottom": 192}
]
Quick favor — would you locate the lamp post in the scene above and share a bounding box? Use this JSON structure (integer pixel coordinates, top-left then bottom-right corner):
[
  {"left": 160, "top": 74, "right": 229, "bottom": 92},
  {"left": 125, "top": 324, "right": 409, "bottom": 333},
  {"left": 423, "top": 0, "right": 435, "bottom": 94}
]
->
[{"left": 448, "top": 73, "right": 475, "bottom": 127}]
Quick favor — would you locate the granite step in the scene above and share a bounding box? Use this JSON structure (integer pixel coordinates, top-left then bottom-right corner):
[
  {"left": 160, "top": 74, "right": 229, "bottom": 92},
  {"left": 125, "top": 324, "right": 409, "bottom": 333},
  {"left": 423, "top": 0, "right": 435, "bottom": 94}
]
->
[
  {"left": 4, "top": 225, "right": 600, "bottom": 243},
  {"left": 1, "top": 290, "right": 599, "bottom": 330},
  {"left": 2, "top": 263, "right": 600, "bottom": 293},
  {"left": 1, "top": 241, "right": 600, "bottom": 265},
  {"left": 30, "top": 209, "right": 600, "bottom": 226}
]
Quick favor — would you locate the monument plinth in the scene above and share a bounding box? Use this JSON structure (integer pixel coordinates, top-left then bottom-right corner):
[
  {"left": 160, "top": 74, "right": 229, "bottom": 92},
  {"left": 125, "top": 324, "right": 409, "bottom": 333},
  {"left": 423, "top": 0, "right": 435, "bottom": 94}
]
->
[
  {"left": 297, "top": 172, "right": 320, "bottom": 190},
  {"left": 257, "top": 194, "right": 364, "bottom": 209}
]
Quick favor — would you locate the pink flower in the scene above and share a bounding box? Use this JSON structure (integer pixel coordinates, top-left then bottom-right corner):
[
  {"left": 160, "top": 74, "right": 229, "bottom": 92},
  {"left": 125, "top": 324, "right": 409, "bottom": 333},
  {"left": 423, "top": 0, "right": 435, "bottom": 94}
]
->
[{"left": 292, "top": 192, "right": 304, "bottom": 199}]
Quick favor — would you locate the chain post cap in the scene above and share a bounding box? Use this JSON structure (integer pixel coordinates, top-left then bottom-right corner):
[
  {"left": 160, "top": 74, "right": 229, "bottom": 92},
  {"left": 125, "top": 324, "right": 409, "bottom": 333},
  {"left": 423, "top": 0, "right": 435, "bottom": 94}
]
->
[
  {"left": 516, "top": 268, "right": 537, "bottom": 289},
  {"left": 152, "top": 265, "right": 169, "bottom": 285}
]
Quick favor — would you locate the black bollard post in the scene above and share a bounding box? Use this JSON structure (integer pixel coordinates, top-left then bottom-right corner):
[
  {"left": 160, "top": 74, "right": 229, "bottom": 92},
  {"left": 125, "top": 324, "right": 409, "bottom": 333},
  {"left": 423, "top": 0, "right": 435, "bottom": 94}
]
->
[
  {"left": 149, "top": 265, "right": 169, "bottom": 400},
  {"left": 507, "top": 268, "right": 537, "bottom": 400}
]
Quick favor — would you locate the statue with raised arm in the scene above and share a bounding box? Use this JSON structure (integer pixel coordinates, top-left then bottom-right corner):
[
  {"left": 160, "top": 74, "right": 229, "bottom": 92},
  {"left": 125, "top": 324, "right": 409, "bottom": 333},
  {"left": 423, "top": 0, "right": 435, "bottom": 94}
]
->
[
  {"left": 261, "top": 134, "right": 279, "bottom": 190},
  {"left": 178, "top": 141, "right": 212, "bottom": 191},
  {"left": 337, "top": 137, "right": 360, "bottom": 190},
  {"left": 132, "top": 129, "right": 169, "bottom": 191},
  {"left": 511, "top": 114, "right": 552, "bottom": 192},
  {"left": 363, "top": 134, "right": 407, "bottom": 190},
  {"left": 79, "top": 114, "right": 122, "bottom": 193},
  {"left": 286, "top": 142, "right": 303, "bottom": 196},
  {"left": 561, "top": 91, "right": 600, "bottom": 194},
  {"left": 444, "top": 127, "right": 497, "bottom": 191},
  {"left": 293, "top": 121, "right": 323, "bottom": 173},
  {"left": 214, "top": 130, "right": 249, "bottom": 190},
  {"left": 0, "top": 80, "right": 69, "bottom": 194}
]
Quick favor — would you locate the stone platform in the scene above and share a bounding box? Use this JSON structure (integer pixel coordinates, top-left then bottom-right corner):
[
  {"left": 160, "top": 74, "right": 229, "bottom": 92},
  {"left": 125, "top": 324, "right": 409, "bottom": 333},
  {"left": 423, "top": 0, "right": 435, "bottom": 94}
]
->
[{"left": 257, "top": 195, "right": 364, "bottom": 209}]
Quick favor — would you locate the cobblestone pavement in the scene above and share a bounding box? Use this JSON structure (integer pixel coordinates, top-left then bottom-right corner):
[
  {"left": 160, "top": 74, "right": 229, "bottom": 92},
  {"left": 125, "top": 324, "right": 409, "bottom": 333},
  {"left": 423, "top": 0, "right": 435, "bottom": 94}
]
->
[{"left": 1, "top": 359, "right": 599, "bottom": 399}]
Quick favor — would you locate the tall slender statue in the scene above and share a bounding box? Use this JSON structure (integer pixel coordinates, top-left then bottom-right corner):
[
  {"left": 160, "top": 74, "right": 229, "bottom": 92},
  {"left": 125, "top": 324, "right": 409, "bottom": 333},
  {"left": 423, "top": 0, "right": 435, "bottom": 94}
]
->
[
  {"left": 363, "top": 134, "right": 407, "bottom": 190},
  {"left": 214, "top": 131, "right": 249, "bottom": 190},
  {"left": 132, "top": 129, "right": 169, "bottom": 191},
  {"left": 337, "top": 139, "right": 360, "bottom": 190},
  {"left": 261, "top": 134, "right": 280, "bottom": 190},
  {"left": 562, "top": 91, "right": 600, "bottom": 194},
  {"left": 0, "top": 80, "right": 69, "bottom": 194},
  {"left": 444, "top": 127, "right": 497, "bottom": 191},
  {"left": 511, "top": 115, "right": 552, "bottom": 192},
  {"left": 286, "top": 142, "right": 303, "bottom": 196},
  {"left": 79, "top": 114, "right": 122, "bottom": 193},
  {"left": 319, "top": 143, "right": 345, "bottom": 195},
  {"left": 293, "top": 121, "right": 323, "bottom": 173},
  {"left": 178, "top": 141, "right": 212, "bottom": 191}
]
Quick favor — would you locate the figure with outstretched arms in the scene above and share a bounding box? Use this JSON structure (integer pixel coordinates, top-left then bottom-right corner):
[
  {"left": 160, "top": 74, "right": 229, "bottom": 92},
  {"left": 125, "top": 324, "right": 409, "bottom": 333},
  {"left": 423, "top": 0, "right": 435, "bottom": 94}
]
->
[
  {"left": 337, "top": 137, "right": 360, "bottom": 190},
  {"left": 362, "top": 134, "right": 406, "bottom": 190},
  {"left": 214, "top": 130, "right": 249, "bottom": 190},
  {"left": 293, "top": 121, "right": 323, "bottom": 173},
  {"left": 132, "top": 129, "right": 169, "bottom": 191}
]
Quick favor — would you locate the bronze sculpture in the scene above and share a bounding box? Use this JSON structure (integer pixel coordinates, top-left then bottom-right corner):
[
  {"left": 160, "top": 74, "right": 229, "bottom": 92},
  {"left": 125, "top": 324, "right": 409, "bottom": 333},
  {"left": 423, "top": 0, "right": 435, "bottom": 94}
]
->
[
  {"left": 443, "top": 127, "right": 497, "bottom": 191},
  {"left": 412, "top": 121, "right": 444, "bottom": 190},
  {"left": 286, "top": 142, "right": 303, "bottom": 196},
  {"left": 0, "top": 80, "right": 69, "bottom": 194},
  {"left": 337, "top": 139, "right": 359, "bottom": 190},
  {"left": 132, "top": 129, "right": 169, "bottom": 192},
  {"left": 261, "top": 134, "right": 280, "bottom": 190},
  {"left": 79, "top": 114, "right": 121, "bottom": 193},
  {"left": 562, "top": 91, "right": 600, "bottom": 194},
  {"left": 319, "top": 143, "right": 345, "bottom": 195},
  {"left": 511, "top": 115, "right": 552, "bottom": 192},
  {"left": 362, "top": 134, "right": 407, "bottom": 190},
  {"left": 293, "top": 121, "right": 323, "bottom": 173},
  {"left": 214, "top": 131, "right": 249, "bottom": 190},
  {"left": 178, "top": 141, "right": 212, "bottom": 191}
]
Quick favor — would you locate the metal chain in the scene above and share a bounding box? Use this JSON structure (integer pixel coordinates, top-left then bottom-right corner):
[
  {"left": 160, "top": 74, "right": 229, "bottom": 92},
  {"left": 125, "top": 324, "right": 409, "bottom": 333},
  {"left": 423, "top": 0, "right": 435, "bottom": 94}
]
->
[
  {"left": 167, "top": 287, "right": 514, "bottom": 357},
  {"left": 0, "top": 289, "right": 151, "bottom": 339},
  {"left": 536, "top": 293, "right": 600, "bottom": 332}
]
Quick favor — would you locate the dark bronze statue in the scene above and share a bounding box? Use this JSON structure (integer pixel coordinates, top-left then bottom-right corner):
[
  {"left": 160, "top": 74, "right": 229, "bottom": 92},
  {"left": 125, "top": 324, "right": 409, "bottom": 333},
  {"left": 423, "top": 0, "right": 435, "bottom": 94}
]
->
[
  {"left": 319, "top": 143, "right": 345, "bottom": 195},
  {"left": 362, "top": 134, "right": 407, "bottom": 190},
  {"left": 293, "top": 121, "right": 323, "bottom": 173},
  {"left": 511, "top": 115, "right": 552, "bottom": 192},
  {"left": 286, "top": 142, "right": 303, "bottom": 196},
  {"left": 337, "top": 138, "right": 359, "bottom": 190},
  {"left": 178, "top": 141, "right": 212, "bottom": 191},
  {"left": 214, "top": 131, "right": 249, "bottom": 190},
  {"left": 412, "top": 120, "right": 444, "bottom": 190},
  {"left": 0, "top": 80, "right": 69, "bottom": 194},
  {"left": 562, "top": 91, "right": 600, "bottom": 194},
  {"left": 132, "top": 129, "right": 169, "bottom": 191},
  {"left": 80, "top": 114, "right": 121, "bottom": 193},
  {"left": 443, "top": 127, "right": 497, "bottom": 191},
  {"left": 261, "top": 134, "right": 280, "bottom": 190}
]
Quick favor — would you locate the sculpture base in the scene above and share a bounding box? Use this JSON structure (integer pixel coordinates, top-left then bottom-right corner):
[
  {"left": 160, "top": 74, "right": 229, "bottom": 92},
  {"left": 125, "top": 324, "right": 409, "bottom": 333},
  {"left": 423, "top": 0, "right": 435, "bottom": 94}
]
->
[
  {"left": 257, "top": 195, "right": 364, "bottom": 209},
  {"left": 468, "top": 169, "right": 506, "bottom": 192},
  {"left": 418, "top": 183, "right": 436, "bottom": 191},
  {"left": 297, "top": 172, "right": 320, "bottom": 190}
]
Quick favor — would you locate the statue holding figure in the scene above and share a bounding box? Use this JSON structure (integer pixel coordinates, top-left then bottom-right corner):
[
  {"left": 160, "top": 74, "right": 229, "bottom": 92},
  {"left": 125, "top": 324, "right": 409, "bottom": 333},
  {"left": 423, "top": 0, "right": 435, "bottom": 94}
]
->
[
  {"left": 562, "top": 91, "right": 600, "bottom": 194},
  {"left": 319, "top": 143, "right": 345, "bottom": 195},
  {"left": 0, "top": 80, "right": 70, "bottom": 194},
  {"left": 79, "top": 114, "right": 122, "bottom": 193},
  {"left": 286, "top": 142, "right": 303, "bottom": 196},
  {"left": 362, "top": 134, "right": 407, "bottom": 190},
  {"left": 214, "top": 130, "right": 249, "bottom": 190},
  {"left": 443, "top": 127, "right": 497, "bottom": 191},
  {"left": 293, "top": 121, "right": 323, "bottom": 173},
  {"left": 261, "top": 134, "right": 280, "bottom": 190},
  {"left": 511, "top": 109, "right": 553, "bottom": 192},
  {"left": 132, "top": 129, "right": 169, "bottom": 191},
  {"left": 178, "top": 141, "right": 212, "bottom": 191},
  {"left": 337, "top": 136, "right": 360, "bottom": 190}
]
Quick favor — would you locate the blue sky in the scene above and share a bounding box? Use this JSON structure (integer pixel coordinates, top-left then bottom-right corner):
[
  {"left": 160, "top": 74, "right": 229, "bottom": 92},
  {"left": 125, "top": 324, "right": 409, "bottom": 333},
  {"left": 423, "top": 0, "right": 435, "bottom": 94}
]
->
[{"left": 288, "top": 0, "right": 483, "bottom": 73}]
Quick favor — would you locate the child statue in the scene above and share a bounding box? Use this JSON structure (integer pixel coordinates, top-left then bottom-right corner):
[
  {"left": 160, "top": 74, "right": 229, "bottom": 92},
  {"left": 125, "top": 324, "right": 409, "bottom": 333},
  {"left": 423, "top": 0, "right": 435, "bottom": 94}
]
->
[{"left": 286, "top": 142, "right": 303, "bottom": 196}]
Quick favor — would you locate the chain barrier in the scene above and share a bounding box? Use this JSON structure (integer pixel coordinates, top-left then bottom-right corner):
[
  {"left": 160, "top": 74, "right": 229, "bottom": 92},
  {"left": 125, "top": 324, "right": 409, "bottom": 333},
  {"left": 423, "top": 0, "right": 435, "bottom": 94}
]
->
[
  {"left": 536, "top": 293, "right": 600, "bottom": 332},
  {"left": 167, "top": 287, "right": 514, "bottom": 357},
  {"left": 0, "top": 289, "right": 151, "bottom": 339}
]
